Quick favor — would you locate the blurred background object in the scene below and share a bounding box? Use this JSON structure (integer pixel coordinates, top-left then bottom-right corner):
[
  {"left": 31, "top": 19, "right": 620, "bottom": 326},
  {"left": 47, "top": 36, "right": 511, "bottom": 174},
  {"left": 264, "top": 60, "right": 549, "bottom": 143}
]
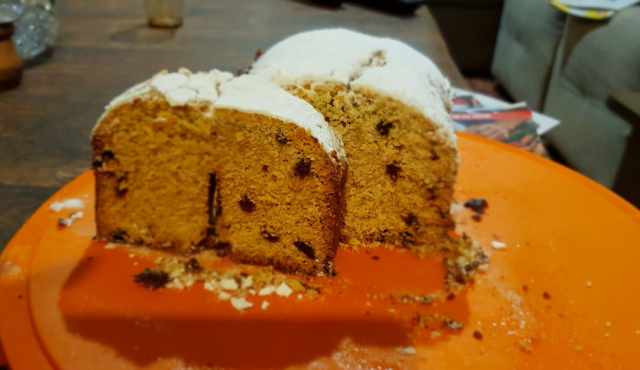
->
[
  {"left": 0, "top": 3, "right": 23, "bottom": 88},
  {"left": 429, "top": 0, "right": 504, "bottom": 75},
  {"left": 145, "top": 0, "right": 183, "bottom": 28},
  {"left": 9, "top": 0, "right": 57, "bottom": 64},
  {"left": 491, "top": 1, "right": 640, "bottom": 197}
]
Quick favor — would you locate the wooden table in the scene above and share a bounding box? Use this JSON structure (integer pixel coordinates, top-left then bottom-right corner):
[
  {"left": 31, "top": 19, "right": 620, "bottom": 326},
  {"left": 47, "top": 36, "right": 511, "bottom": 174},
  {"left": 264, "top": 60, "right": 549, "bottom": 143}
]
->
[{"left": 0, "top": 0, "right": 467, "bottom": 251}]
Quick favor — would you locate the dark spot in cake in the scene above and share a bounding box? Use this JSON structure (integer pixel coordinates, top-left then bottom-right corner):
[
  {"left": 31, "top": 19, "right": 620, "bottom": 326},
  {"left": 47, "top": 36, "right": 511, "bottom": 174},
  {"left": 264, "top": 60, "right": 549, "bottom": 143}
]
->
[
  {"left": 17, "top": 294, "right": 22, "bottom": 299},
  {"left": 236, "top": 67, "right": 249, "bottom": 76},
  {"left": 92, "top": 157, "right": 103, "bottom": 168},
  {"left": 254, "top": 48, "right": 262, "bottom": 61},
  {"left": 294, "top": 240, "right": 315, "bottom": 260},
  {"left": 276, "top": 132, "right": 291, "bottom": 144},
  {"left": 402, "top": 212, "right": 417, "bottom": 227},
  {"left": 543, "top": 291, "right": 551, "bottom": 300},
  {"left": 261, "top": 230, "right": 280, "bottom": 242},
  {"left": 444, "top": 317, "right": 463, "bottom": 331},
  {"left": 207, "top": 173, "right": 221, "bottom": 234},
  {"left": 372, "top": 255, "right": 380, "bottom": 261},
  {"left": 210, "top": 241, "right": 232, "bottom": 257},
  {"left": 262, "top": 165, "right": 268, "bottom": 172},
  {"left": 473, "top": 330, "right": 484, "bottom": 340},
  {"left": 447, "top": 293, "right": 456, "bottom": 300},
  {"left": 472, "top": 214, "right": 482, "bottom": 222},
  {"left": 212, "top": 241, "right": 230, "bottom": 250},
  {"left": 184, "top": 258, "right": 202, "bottom": 273},
  {"left": 430, "top": 149, "right": 440, "bottom": 160},
  {"left": 375, "top": 121, "right": 394, "bottom": 136},
  {"left": 206, "top": 226, "right": 218, "bottom": 238},
  {"left": 294, "top": 158, "right": 312, "bottom": 178},
  {"left": 133, "top": 238, "right": 144, "bottom": 245},
  {"left": 238, "top": 195, "right": 256, "bottom": 213},
  {"left": 386, "top": 163, "right": 401, "bottom": 181},
  {"left": 427, "top": 187, "right": 437, "bottom": 200},
  {"left": 365, "top": 311, "right": 370, "bottom": 315},
  {"left": 464, "top": 198, "right": 488, "bottom": 214},
  {"left": 87, "top": 256, "right": 93, "bottom": 261},
  {"left": 399, "top": 231, "right": 414, "bottom": 246},
  {"left": 522, "top": 284, "right": 529, "bottom": 292},
  {"left": 102, "top": 150, "right": 115, "bottom": 159},
  {"left": 109, "top": 229, "right": 128, "bottom": 242},
  {"left": 134, "top": 269, "right": 170, "bottom": 290},
  {"left": 377, "top": 229, "right": 390, "bottom": 242}
]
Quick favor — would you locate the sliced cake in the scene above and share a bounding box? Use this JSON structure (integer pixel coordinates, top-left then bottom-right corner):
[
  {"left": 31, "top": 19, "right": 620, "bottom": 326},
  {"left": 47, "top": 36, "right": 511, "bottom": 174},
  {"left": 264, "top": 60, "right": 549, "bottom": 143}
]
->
[
  {"left": 250, "top": 29, "right": 461, "bottom": 256},
  {"left": 92, "top": 69, "right": 347, "bottom": 275}
]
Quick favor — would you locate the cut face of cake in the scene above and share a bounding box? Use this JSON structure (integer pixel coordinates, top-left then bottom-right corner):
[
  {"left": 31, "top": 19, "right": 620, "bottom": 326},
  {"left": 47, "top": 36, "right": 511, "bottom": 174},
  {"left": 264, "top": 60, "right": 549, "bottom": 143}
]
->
[
  {"left": 92, "top": 70, "right": 347, "bottom": 275},
  {"left": 250, "top": 29, "right": 460, "bottom": 255}
]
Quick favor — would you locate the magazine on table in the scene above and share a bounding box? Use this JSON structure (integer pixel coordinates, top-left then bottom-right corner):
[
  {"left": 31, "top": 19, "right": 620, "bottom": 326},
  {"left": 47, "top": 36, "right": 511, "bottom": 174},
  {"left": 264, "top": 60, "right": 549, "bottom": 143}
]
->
[{"left": 452, "top": 95, "right": 548, "bottom": 157}]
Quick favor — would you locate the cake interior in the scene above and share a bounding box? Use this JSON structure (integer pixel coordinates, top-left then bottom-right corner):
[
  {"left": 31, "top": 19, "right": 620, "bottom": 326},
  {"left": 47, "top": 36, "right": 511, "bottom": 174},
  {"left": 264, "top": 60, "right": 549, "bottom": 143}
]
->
[
  {"left": 93, "top": 99, "right": 344, "bottom": 275},
  {"left": 287, "top": 83, "right": 458, "bottom": 255}
]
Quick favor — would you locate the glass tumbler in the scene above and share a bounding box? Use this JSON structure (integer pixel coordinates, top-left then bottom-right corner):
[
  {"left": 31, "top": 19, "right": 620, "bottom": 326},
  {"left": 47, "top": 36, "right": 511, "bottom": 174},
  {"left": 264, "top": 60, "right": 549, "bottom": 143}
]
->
[{"left": 144, "top": 0, "right": 183, "bottom": 28}]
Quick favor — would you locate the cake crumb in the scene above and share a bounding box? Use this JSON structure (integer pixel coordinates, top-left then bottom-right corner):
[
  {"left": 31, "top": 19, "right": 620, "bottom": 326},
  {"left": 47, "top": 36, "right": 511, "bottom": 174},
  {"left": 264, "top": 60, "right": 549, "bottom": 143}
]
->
[
  {"left": 297, "top": 293, "right": 303, "bottom": 300},
  {"left": 104, "top": 243, "right": 117, "bottom": 249},
  {"left": 218, "top": 291, "right": 231, "bottom": 300},
  {"left": 258, "top": 285, "right": 275, "bottom": 296},
  {"left": 444, "top": 317, "right": 463, "bottom": 330},
  {"left": 575, "top": 346, "right": 583, "bottom": 351},
  {"left": 396, "top": 346, "right": 416, "bottom": 354},
  {"left": 220, "top": 278, "right": 239, "bottom": 291},
  {"left": 167, "top": 278, "right": 184, "bottom": 290},
  {"left": 241, "top": 276, "right": 253, "bottom": 289},
  {"left": 57, "top": 211, "right": 84, "bottom": 227},
  {"left": 605, "top": 322, "right": 611, "bottom": 327},
  {"left": 586, "top": 281, "right": 592, "bottom": 288},
  {"left": 230, "top": 297, "right": 253, "bottom": 310},
  {"left": 204, "top": 281, "right": 215, "bottom": 291},
  {"left": 430, "top": 330, "right": 442, "bottom": 339},
  {"left": 491, "top": 241, "right": 506, "bottom": 249},
  {"left": 604, "top": 333, "right": 610, "bottom": 338},
  {"left": 518, "top": 340, "right": 533, "bottom": 352},
  {"left": 473, "top": 330, "right": 484, "bottom": 340},
  {"left": 261, "top": 300, "right": 269, "bottom": 310},
  {"left": 275, "top": 282, "right": 293, "bottom": 297}
]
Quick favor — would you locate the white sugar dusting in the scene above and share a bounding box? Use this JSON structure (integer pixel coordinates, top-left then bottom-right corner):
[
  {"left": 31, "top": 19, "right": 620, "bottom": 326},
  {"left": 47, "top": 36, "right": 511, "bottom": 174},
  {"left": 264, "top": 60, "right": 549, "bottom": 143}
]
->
[{"left": 50, "top": 199, "right": 84, "bottom": 212}]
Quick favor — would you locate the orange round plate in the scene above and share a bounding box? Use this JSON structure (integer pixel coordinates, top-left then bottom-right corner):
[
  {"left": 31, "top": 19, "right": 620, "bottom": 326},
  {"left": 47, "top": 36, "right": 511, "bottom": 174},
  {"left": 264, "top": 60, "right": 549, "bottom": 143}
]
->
[{"left": 2, "top": 133, "right": 640, "bottom": 369}]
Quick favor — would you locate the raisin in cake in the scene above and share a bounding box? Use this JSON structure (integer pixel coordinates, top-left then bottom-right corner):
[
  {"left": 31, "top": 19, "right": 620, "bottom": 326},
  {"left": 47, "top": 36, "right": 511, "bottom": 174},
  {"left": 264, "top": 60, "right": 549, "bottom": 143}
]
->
[
  {"left": 250, "top": 29, "right": 462, "bottom": 255},
  {"left": 92, "top": 69, "right": 347, "bottom": 275}
]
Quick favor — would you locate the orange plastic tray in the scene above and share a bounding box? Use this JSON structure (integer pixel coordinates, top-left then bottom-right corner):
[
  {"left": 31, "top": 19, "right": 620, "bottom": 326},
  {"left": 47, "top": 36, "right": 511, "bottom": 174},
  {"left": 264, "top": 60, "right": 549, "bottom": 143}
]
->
[{"left": 2, "top": 133, "right": 640, "bottom": 369}]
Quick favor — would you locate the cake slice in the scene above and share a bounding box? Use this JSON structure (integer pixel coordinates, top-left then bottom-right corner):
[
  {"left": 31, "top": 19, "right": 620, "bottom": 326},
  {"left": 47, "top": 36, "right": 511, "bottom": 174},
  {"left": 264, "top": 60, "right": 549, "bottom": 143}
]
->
[
  {"left": 250, "top": 29, "right": 460, "bottom": 256},
  {"left": 92, "top": 69, "right": 347, "bottom": 275}
]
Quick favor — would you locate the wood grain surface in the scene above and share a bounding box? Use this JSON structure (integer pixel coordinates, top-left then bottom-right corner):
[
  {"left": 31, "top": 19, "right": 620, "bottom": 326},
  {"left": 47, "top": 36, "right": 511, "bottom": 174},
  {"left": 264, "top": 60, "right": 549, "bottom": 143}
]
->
[{"left": 0, "top": 0, "right": 466, "bottom": 251}]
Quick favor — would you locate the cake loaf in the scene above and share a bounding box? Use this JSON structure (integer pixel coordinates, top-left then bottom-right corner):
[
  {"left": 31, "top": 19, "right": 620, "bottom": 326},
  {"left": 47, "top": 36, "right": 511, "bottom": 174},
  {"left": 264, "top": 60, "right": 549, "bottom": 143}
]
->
[
  {"left": 251, "top": 29, "right": 461, "bottom": 255},
  {"left": 92, "top": 69, "right": 347, "bottom": 275}
]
